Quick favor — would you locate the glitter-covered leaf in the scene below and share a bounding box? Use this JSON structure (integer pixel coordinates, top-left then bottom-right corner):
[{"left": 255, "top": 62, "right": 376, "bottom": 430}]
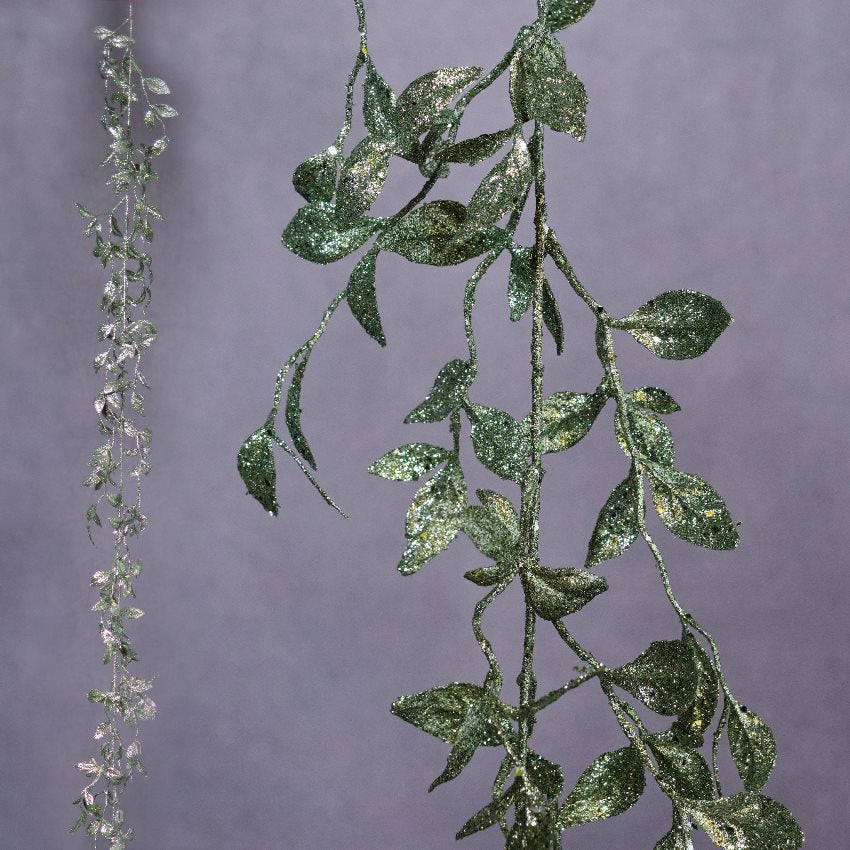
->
[
  {"left": 560, "top": 746, "right": 646, "bottom": 828},
  {"left": 461, "top": 491, "right": 520, "bottom": 561},
  {"left": 363, "top": 62, "right": 398, "bottom": 139},
  {"left": 368, "top": 443, "right": 452, "bottom": 482},
  {"left": 456, "top": 787, "right": 515, "bottom": 840},
  {"left": 654, "top": 813, "right": 695, "bottom": 850},
  {"left": 508, "top": 245, "right": 566, "bottom": 354},
  {"left": 445, "top": 128, "right": 513, "bottom": 165},
  {"left": 237, "top": 429, "right": 278, "bottom": 515},
  {"left": 533, "top": 390, "right": 606, "bottom": 454},
  {"left": 510, "top": 30, "right": 588, "bottom": 140},
  {"left": 728, "top": 704, "right": 777, "bottom": 791},
  {"left": 391, "top": 682, "right": 496, "bottom": 744},
  {"left": 346, "top": 249, "right": 385, "bottom": 346},
  {"left": 457, "top": 137, "right": 532, "bottom": 239},
  {"left": 523, "top": 566, "right": 608, "bottom": 621},
  {"left": 647, "top": 731, "right": 714, "bottom": 800},
  {"left": 469, "top": 404, "right": 528, "bottom": 481},
  {"left": 335, "top": 137, "right": 394, "bottom": 227},
  {"left": 282, "top": 201, "right": 381, "bottom": 264},
  {"left": 549, "top": 0, "right": 597, "bottom": 31},
  {"left": 404, "top": 358, "right": 475, "bottom": 423},
  {"left": 464, "top": 563, "right": 515, "bottom": 587},
  {"left": 686, "top": 794, "right": 804, "bottom": 850},
  {"left": 381, "top": 200, "right": 502, "bottom": 266},
  {"left": 542, "top": 278, "right": 565, "bottom": 355},
  {"left": 586, "top": 470, "right": 643, "bottom": 567},
  {"left": 616, "top": 399, "right": 675, "bottom": 467},
  {"left": 612, "top": 291, "right": 732, "bottom": 360},
  {"left": 285, "top": 357, "right": 316, "bottom": 469},
  {"left": 630, "top": 386, "right": 681, "bottom": 415},
  {"left": 672, "top": 634, "right": 719, "bottom": 744},
  {"left": 647, "top": 465, "right": 739, "bottom": 550},
  {"left": 292, "top": 146, "right": 338, "bottom": 203},
  {"left": 612, "top": 639, "right": 699, "bottom": 715},
  {"left": 399, "top": 459, "right": 467, "bottom": 574}
]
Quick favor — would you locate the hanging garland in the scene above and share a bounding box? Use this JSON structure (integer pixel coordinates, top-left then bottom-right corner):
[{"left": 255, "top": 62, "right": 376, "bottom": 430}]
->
[{"left": 73, "top": 6, "right": 175, "bottom": 846}]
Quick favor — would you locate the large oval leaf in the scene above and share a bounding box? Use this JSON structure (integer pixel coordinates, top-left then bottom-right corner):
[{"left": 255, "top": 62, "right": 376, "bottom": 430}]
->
[
  {"left": 687, "top": 794, "right": 804, "bottom": 850},
  {"left": 523, "top": 566, "right": 607, "bottom": 621},
  {"left": 612, "top": 639, "right": 698, "bottom": 716},
  {"left": 728, "top": 704, "right": 777, "bottom": 791},
  {"left": 237, "top": 429, "right": 278, "bottom": 516},
  {"left": 282, "top": 201, "right": 380, "bottom": 264},
  {"left": 647, "top": 731, "right": 713, "bottom": 800},
  {"left": 616, "top": 400, "right": 675, "bottom": 467}
]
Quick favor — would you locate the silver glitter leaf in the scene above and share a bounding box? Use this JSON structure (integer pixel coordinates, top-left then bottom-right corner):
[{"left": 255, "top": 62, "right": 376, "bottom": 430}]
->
[
  {"left": 292, "top": 146, "right": 339, "bottom": 203},
  {"left": 399, "top": 459, "right": 467, "bottom": 574},
  {"left": 612, "top": 290, "right": 732, "bottom": 360},
  {"left": 560, "top": 746, "right": 645, "bottom": 828},
  {"left": 647, "top": 731, "right": 714, "bottom": 800},
  {"left": 456, "top": 786, "right": 515, "bottom": 840},
  {"left": 394, "top": 66, "right": 483, "bottom": 142},
  {"left": 282, "top": 202, "right": 380, "bottom": 264},
  {"left": 469, "top": 404, "right": 528, "bottom": 481},
  {"left": 549, "top": 0, "right": 597, "bottom": 31},
  {"left": 461, "top": 501, "right": 519, "bottom": 561},
  {"left": 654, "top": 819, "right": 695, "bottom": 850},
  {"left": 510, "top": 30, "right": 588, "bottom": 141},
  {"left": 586, "top": 470, "right": 643, "bottom": 567},
  {"left": 335, "top": 137, "right": 394, "bottom": 228},
  {"left": 616, "top": 400, "right": 675, "bottom": 467},
  {"left": 391, "top": 682, "right": 493, "bottom": 744},
  {"left": 285, "top": 357, "right": 316, "bottom": 470},
  {"left": 237, "top": 429, "right": 278, "bottom": 516},
  {"left": 523, "top": 566, "right": 607, "bottom": 621},
  {"left": 445, "top": 128, "right": 513, "bottom": 165},
  {"left": 381, "top": 200, "right": 502, "bottom": 266},
  {"left": 144, "top": 77, "right": 170, "bottom": 95},
  {"left": 728, "top": 704, "right": 777, "bottom": 792},
  {"left": 458, "top": 137, "right": 532, "bottom": 240},
  {"left": 672, "top": 634, "right": 720, "bottom": 745},
  {"left": 464, "top": 563, "right": 515, "bottom": 587},
  {"left": 686, "top": 794, "right": 804, "bottom": 850},
  {"left": 508, "top": 246, "right": 565, "bottom": 354},
  {"left": 346, "top": 249, "right": 386, "bottom": 346},
  {"left": 612, "top": 639, "right": 699, "bottom": 716},
  {"left": 404, "top": 358, "right": 474, "bottom": 423},
  {"left": 368, "top": 443, "right": 451, "bottom": 481},
  {"left": 630, "top": 386, "right": 681, "bottom": 415},
  {"left": 534, "top": 390, "right": 606, "bottom": 454},
  {"left": 542, "top": 278, "right": 565, "bottom": 354},
  {"left": 363, "top": 63, "right": 398, "bottom": 139},
  {"left": 647, "top": 465, "right": 739, "bottom": 550}
]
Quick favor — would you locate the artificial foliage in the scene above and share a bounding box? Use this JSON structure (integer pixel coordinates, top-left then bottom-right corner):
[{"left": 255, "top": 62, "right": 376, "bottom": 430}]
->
[
  {"left": 74, "top": 7, "right": 175, "bottom": 846},
  {"left": 239, "top": 1, "right": 803, "bottom": 847}
]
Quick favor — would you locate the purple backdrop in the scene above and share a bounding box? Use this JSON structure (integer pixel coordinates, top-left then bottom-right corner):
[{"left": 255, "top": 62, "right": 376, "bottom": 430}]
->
[{"left": 1, "top": 1, "right": 848, "bottom": 847}]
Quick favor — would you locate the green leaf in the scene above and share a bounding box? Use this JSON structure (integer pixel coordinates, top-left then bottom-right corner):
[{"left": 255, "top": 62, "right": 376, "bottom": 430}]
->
[
  {"left": 647, "top": 465, "right": 739, "bottom": 550},
  {"left": 630, "top": 386, "right": 681, "bottom": 415},
  {"left": 456, "top": 787, "right": 515, "bottom": 839},
  {"left": 646, "top": 731, "right": 714, "bottom": 800},
  {"left": 144, "top": 77, "right": 170, "bottom": 95},
  {"left": 654, "top": 814, "right": 695, "bottom": 850},
  {"left": 672, "top": 633, "right": 719, "bottom": 744},
  {"left": 526, "top": 750, "right": 565, "bottom": 799},
  {"left": 346, "top": 249, "right": 386, "bottom": 346},
  {"left": 612, "top": 290, "right": 732, "bottom": 360},
  {"left": 457, "top": 136, "right": 532, "bottom": 239},
  {"left": 508, "top": 246, "right": 534, "bottom": 321},
  {"left": 285, "top": 357, "right": 316, "bottom": 469},
  {"left": 523, "top": 566, "right": 607, "bottom": 621},
  {"left": 363, "top": 63, "right": 398, "bottom": 139},
  {"left": 152, "top": 103, "right": 178, "bottom": 119},
  {"left": 335, "top": 137, "right": 394, "bottom": 227},
  {"left": 586, "top": 471, "right": 643, "bottom": 567},
  {"left": 292, "top": 146, "right": 339, "bottom": 203},
  {"left": 368, "top": 443, "right": 452, "bottom": 482},
  {"left": 381, "top": 200, "right": 502, "bottom": 266},
  {"left": 612, "top": 639, "right": 699, "bottom": 715},
  {"left": 93, "top": 26, "right": 113, "bottom": 41},
  {"left": 560, "top": 747, "right": 645, "bottom": 828},
  {"left": 469, "top": 404, "right": 528, "bottom": 481},
  {"left": 445, "top": 128, "right": 513, "bottom": 165},
  {"left": 86, "top": 505, "right": 102, "bottom": 528},
  {"left": 542, "top": 279, "right": 565, "bottom": 355},
  {"left": 510, "top": 30, "right": 588, "bottom": 140},
  {"left": 399, "top": 459, "right": 466, "bottom": 574},
  {"left": 616, "top": 399, "right": 675, "bottom": 466},
  {"left": 237, "top": 429, "right": 278, "bottom": 516},
  {"left": 534, "top": 390, "right": 606, "bottom": 454},
  {"left": 282, "top": 202, "right": 381, "bottom": 264},
  {"left": 391, "top": 682, "right": 492, "bottom": 744},
  {"left": 728, "top": 704, "right": 777, "bottom": 791},
  {"left": 686, "top": 794, "right": 804, "bottom": 850},
  {"left": 404, "top": 358, "right": 474, "bottom": 423},
  {"left": 460, "top": 491, "right": 520, "bottom": 561},
  {"left": 549, "top": 0, "right": 597, "bottom": 31},
  {"left": 76, "top": 202, "right": 94, "bottom": 219},
  {"left": 464, "top": 564, "right": 515, "bottom": 587}
]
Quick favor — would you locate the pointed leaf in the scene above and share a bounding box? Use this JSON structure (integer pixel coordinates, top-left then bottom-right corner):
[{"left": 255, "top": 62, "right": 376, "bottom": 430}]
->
[
  {"left": 586, "top": 471, "right": 643, "bottom": 567},
  {"left": 728, "top": 705, "right": 777, "bottom": 791},
  {"left": 534, "top": 390, "right": 606, "bottom": 454},
  {"left": 612, "top": 639, "right": 699, "bottom": 715},
  {"left": 292, "top": 146, "right": 339, "bottom": 203},
  {"left": 672, "top": 633, "right": 720, "bottom": 745},
  {"left": 456, "top": 787, "right": 515, "bottom": 839},
  {"left": 464, "top": 564, "right": 514, "bottom": 587},
  {"left": 404, "top": 358, "right": 474, "bottom": 423},
  {"left": 560, "top": 747, "right": 645, "bottom": 828},
  {"left": 647, "top": 731, "right": 714, "bottom": 800},
  {"left": 347, "top": 249, "right": 385, "bottom": 346},
  {"left": 508, "top": 246, "right": 534, "bottom": 321},
  {"left": 144, "top": 77, "right": 170, "bottom": 95},
  {"left": 368, "top": 443, "right": 451, "bottom": 481},
  {"left": 543, "top": 279, "right": 565, "bottom": 354},
  {"left": 461, "top": 503, "right": 519, "bottom": 561},
  {"left": 686, "top": 794, "right": 804, "bottom": 850},
  {"left": 613, "top": 290, "right": 732, "bottom": 360},
  {"left": 363, "top": 63, "right": 398, "bottom": 139},
  {"left": 391, "top": 682, "right": 490, "bottom": 743},
  {"left": 630, "top": 386, "right": 681, "bottom": 415},
  {"left": 616, "top": 400, "right": 675, "bottom": 466},
  {"left": 394, "top": 66, "right": 482, "bottom": 141},
  {"left": 237, "top": 429, "right": 278, "bottom": 516},
  {"left": 647, "top": 465, "right": 739, "bottom": 550},
  {"left": 469, "top": 404, "right": 528, "bottom": 481},
  {"left": 549, "top": 0, "right": 597, "bottom": 31},
  {"left": 524, "top": 566, "right": 607, "bottom": 621},
  {"left": 336, "top": 138, "right": 394, "bottom": 227},
  {"left": 282, "top": 202, "right": 380, "bottom": 264},
  {"left": 445, "top": 128, "right": 513, "bottom": 165},
  {"left": 285, "top": 357, "right": 316, "bottom": 469}
]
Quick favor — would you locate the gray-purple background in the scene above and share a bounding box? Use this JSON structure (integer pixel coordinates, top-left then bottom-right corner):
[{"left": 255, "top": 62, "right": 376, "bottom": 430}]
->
[{"left": 1, "top": 1, "right": 848, "bottom": 847}]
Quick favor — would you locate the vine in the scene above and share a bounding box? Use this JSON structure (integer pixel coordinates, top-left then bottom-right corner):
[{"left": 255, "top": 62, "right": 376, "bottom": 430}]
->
[
  {"left": 238, "top": 1, "right": 803, "bottom": 847},
  {"left": 73, "top": 8, "right": 175, "bottom": 847}
]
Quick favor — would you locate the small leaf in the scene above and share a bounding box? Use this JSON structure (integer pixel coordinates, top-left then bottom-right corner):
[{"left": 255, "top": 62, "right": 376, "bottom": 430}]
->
[
  {"left": 144, "top": 77, "right": 170, "bottom": 95},
  {"left": 647, "top": 465, "right": 739, "bottom": 550},
  {"left": 460, "top": 496, "right": 519, "bottom": 561},
  {"left": 616, "top": 400, "right": 675, "bottom": 467},
  {"left": 381, "top": 200, "right": 503, "bottom": 266},
  {"left": 152, "top": 103, "right": 178, "bottom": 119},
  {"left": 368, "top": 443, "right": 452, "bottom": 481},
  {"left": 110, "top": 34, "right": 135, "bottom": 48},
  {"left": 282, "top": 201, "right": 380, "bottom": 264},
  {"left": 508, "top": 246, "right": 534, "bottom": 321},
  {"left": 363, "top": 63, "right": 398, "bottom": 139},
  {"left": 630, "top": 386, "right": 681, "bottom": 415},
  {"left": 612, "top": 639, "right": 699, "bottom": 715},
  {"left": 469, "top": 404, "right": 528, "bottom": 481},
  {"left": 612, "top": 290, "right": 732, "bottom": 360},
  {"left": 335, "top": 138, "right": 394, "bottom": 227},
  {"left": 523, "top": 566, "right": 607, "bottom": 621},
  {"left": 534, "top": 390, "right": 606, "bottom": 454},
  {"left": 647, "top": 731, "right": 714, "bottom": 800},
  {"left": 672, "top": 633, "right": 719, "bottom": 744},
  {"left": 586, "top": 471, "right": 643, "bottom": 567},
  {"left": 404, "top": 358, "right": 474, "bottom": 423},
  {"left": 76, "top": 202, "right": 94, "bottom": 219},
  {"left": 464, "top": 564, "right": 514, "bottom": 587},
  {"left": 560, "top": 747, "right": 645, "bottom": 828},
  {"left": 346, "top": 249, "right": 385, "bottom": 346},
  {"left": 292, "top": 146, "right": 339, "bottom": 203},
  {"left": 391, "top": 682, "right": 491, "bottom": 744},
  {"left": 237, "top": 429, "right": 278, "bottom": 515},
  {"left": 549, "top": 0, "right": 597, "bottom": 31},
  {"left": 285, "top": 357, "right": 316, "bottom": 469},
  {"left": 445, "top": 128, "right": 513, "bottom": 165},
  {"left": 456, "top": 787, "right": 515, "bottom": 839},
  {"left": 728, "top": 704, "right": 777, "bottom": 791},
  {"left": 686, "top": 794, "right": 804, "bottom": 850},
  {"left": 542, "top": 279, "right": 565, "bottom": 355},
  {"left": 86, "top": 505, "right": 102, "bottom": 528},
  {"left": 93, "top": 26, "right": 114, "bottom": 40}
]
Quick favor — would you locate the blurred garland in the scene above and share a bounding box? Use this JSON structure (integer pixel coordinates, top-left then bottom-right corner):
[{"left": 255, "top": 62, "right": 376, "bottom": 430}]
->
[{"left": 238, "top": 1, "right": 803, "bottom": 847}]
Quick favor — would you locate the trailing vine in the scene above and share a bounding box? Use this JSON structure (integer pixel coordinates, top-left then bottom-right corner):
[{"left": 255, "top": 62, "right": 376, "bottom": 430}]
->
[
  {"left": 73, "top": 8, "right": 175, "bottom": 846},
  {"left": 238, "top": 1, "right": 803, "bottom": 847}
]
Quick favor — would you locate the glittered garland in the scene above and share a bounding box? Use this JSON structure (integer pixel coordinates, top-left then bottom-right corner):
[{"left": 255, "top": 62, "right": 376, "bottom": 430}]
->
[
  {"left": 238, "top": 1, "right": 803, "bottom": 847},
  {"left": 73, "top": 7, "right": 175, "bottom": 846}
]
